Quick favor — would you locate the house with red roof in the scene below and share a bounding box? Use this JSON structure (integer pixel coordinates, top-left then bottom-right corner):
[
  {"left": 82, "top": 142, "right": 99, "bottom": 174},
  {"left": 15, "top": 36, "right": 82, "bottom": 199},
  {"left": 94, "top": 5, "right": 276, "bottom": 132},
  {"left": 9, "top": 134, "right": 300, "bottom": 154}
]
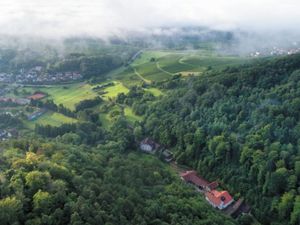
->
[
  {"left": 180, "top": 170, "right": 219, "bottom": 191},
  {"left": 27, "top": 92, "right": 46, "bottom": 101},
  {"left": 205, "top": 190, "right": 234, "bottom": 210},
  {"left": 180, "top": 170, "right": 209, "bottom": 189},
  {"left": 180, "top": 170, "right": 234, "bottom": 210}
]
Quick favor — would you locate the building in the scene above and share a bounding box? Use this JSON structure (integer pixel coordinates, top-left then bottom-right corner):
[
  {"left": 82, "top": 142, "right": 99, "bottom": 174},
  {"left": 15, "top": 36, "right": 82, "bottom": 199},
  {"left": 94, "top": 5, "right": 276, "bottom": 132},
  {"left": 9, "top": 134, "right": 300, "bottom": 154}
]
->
[
  {"left": 180, "top": 170, "right": 233, "bottom": 210},
  {"left": 140, "top": 138, "right": 160, "bottom": 153},
  {"left": 180, "top": 170, "right": 210, "bottom": 189},
  {"left": 205, "top": 190, "right": 234, "bottom": 210},
  {"left": 27, "top": 92, "right": 46, "bottom": 101},
  {"left": 0, "top": 97, "right": 30, "bottom": 105},
  {"left": 162, "top": 150, "right": 174, "bottom": 162}
]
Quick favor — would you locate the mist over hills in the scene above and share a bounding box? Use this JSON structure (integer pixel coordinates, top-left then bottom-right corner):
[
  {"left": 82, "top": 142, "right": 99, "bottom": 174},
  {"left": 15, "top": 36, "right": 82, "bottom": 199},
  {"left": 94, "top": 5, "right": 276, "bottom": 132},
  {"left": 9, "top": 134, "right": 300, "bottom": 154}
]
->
[{"left": 0, "top": 26, "right": 299, "bottom": 57}]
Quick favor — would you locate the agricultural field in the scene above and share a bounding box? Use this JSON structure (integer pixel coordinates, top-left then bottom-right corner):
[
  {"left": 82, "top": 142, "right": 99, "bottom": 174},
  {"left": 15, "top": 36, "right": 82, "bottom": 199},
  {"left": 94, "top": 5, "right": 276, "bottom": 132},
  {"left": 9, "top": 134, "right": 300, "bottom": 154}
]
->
[
  {"left": 24, "top": 111, "right": 77, "bottom": 129},
  {"left": 131, "top": 50, "right": 171, "bottom": 66},
  {"left": 110, "top": 49, "right": 251, "bottom": 86},
  {"left": 10, "top": 49, "right": 250, "bottom": 131},
  {"left": 24, "top": 83, "right": 98, "bottom": 110}
]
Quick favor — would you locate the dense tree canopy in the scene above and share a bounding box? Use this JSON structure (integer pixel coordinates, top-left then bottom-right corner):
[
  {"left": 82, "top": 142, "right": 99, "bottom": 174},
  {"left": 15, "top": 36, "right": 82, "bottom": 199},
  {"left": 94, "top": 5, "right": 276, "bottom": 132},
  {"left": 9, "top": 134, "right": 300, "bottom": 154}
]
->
[
  {"left": 138, "top": 53, "right": 300, "bottom": 224},
  {"left": 0, "top": 139, "right": 235, "bottom": 225}
]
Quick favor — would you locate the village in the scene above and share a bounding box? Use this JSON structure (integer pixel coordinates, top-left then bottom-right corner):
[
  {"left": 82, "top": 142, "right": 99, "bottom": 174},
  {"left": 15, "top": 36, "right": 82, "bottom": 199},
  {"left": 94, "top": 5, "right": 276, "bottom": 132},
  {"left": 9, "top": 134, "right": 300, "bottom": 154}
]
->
[
  {"left": 0, "top": 66, "right": 82, "bottom": 85},
  {"left": 250, "top": 45, "right": 300, "bottom": 57},
  {"left": 0, "top": 91, "right": 48, "bottom": 124},
  {"left": 139, "top": 137, "right": 251, "bottom": 219}
]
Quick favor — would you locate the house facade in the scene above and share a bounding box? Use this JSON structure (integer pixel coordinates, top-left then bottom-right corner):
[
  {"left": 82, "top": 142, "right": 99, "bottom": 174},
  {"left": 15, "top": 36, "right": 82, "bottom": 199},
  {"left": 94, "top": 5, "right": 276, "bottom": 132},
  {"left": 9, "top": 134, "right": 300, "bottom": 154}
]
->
[
  {"left": 180, "top": 170, "right": 209, "bottom": 189},
  {"left": 140, "top": 138, "right": 160, "bottom": 153},
  {"left": 181, "top": 170, "right": 234, "bottom": 210},
  {"left": 205, "top": 190, "right": 234, "bottom": 210}
]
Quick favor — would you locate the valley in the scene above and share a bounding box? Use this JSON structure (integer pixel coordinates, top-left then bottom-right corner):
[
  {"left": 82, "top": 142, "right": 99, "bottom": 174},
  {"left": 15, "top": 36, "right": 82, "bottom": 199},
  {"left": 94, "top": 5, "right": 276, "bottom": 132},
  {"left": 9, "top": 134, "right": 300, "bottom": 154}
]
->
[{"left": 1, "top": 40, "right": 300, "bottom": 225}]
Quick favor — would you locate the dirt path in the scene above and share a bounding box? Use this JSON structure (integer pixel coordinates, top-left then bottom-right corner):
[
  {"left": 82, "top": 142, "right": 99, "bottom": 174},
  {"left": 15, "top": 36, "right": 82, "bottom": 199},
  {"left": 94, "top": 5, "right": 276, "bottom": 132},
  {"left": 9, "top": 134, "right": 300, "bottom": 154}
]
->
[
  {"left": 156, "top": 62, "right": 175, "bottom": 76},
  {"left": 178, "top": 56, "right": 196, "bottom": 67},
  {"left": 133, "top": 67, "right": 151, "bottom": 84}
]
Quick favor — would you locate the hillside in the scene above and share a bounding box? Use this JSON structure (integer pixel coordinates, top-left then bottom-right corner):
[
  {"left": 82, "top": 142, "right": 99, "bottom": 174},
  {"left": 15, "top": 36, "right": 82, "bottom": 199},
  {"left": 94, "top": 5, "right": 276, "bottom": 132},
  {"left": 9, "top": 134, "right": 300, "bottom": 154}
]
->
[
  {"left": 1, "top": 47, "right": 300, "bottom": 225},
  {"left": 140, "top": 53, "right": 300, "bottom": 224}
]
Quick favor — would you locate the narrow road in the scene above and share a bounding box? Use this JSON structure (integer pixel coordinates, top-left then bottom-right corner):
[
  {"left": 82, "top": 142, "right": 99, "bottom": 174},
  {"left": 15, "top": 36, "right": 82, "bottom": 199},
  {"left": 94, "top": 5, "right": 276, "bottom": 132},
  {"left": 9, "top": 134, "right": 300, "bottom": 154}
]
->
[
  {"left": 156, "top": 62, "right": 174, "bottom": 76},
  {"left": 133, "top": 67, "right": 151, "bottom": 84}
]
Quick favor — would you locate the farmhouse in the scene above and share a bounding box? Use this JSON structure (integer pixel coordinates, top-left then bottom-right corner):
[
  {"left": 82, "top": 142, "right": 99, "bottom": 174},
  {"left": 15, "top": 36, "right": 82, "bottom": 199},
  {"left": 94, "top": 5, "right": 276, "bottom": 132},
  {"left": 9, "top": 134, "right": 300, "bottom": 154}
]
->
[
  {"left": 205, "top": 190, "right": 234, "bottom": 210},
  {"left": 140, "top": 138, "right": 160, "bottom": 153},
  {"left": 27, "top": 92, "right": 46, "bottom": 100},
  {"left": 180, "top": 170, "right": 236, "bottom": 210},
  {"left": 180, "top": 170, "right": 209, "bottom": 189},
  {"left": 180, "top": 170, "right": 219, "bottom": 190},
  {"left": 0, "top": 97, "right": 30, "bottom": 105}
]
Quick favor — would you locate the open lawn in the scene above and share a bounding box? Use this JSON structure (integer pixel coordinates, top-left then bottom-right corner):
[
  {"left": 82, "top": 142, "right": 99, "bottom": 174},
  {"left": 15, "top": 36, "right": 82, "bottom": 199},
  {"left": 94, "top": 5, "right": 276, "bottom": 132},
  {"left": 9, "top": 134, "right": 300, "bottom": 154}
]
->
[
  {"left": 124, "top": 107, "right": 142, "bottom": 123},
  {"left": 101, "top": 82, "right": 129, "bottom": 100},
  {"left": 99, "top": 113, "right": 111, "bottom": 129},
  {"left": 145, "top": 88, "right": 163, "bottom": 97}
]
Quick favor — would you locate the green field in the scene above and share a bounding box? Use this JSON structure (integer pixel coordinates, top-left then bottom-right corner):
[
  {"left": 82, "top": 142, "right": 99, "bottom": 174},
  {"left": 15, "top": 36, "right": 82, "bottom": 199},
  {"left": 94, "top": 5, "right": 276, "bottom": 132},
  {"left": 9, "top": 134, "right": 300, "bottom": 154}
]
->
[
  {"left": 109, "top": 50, "right": 251, "bottom": 85},
  {"left": 145, "top": 88, "right": 163, "bottom": 97},
  {"left": 25, "top": 111, "right": 77, "bottom": 129},
  {"left": 131, "top": 51, "right": 171, "bottom": 66},
  {"left": 24, "top": 83, "right": 98, "bottom": 110},
  {"left": 124, "top": 107, "right": 142, "bottom": 123},
  {"left": 100, "top": 82, "right": 129, "bottom": 100},
  {"left": 19, "top": 49, "right": 250, "bottom": 131}
]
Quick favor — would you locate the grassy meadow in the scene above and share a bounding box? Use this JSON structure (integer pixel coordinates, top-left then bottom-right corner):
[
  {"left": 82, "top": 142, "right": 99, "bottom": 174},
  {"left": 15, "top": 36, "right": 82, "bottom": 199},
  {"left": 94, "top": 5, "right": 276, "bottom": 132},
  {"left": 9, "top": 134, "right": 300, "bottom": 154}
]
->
[{"left": 24, "top": 111, "right": 77, "bottom": 129}]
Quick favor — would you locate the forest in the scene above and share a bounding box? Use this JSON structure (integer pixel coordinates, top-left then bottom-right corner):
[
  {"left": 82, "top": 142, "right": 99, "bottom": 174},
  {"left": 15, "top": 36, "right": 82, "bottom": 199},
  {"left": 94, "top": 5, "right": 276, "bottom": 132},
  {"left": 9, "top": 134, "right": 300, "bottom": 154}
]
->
[
  {"left": 0, "top": 137, "right": 236, "bottom": 225},
  {"left": 21, "top": 52, "right": 300, "bottom": 225},
  {"left": 138, "top": 53, "right": 300, "bottom": 225},
  {"left": 2, "top": 48, "right": 300, "bottom": 224}
]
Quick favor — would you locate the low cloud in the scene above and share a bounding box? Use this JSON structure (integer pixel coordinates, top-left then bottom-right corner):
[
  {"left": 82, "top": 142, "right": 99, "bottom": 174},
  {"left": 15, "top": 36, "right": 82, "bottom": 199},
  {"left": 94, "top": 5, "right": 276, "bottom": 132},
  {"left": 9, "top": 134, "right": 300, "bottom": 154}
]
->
[{"left": 0, "top": 0, "right": 299, "bottom": 39}]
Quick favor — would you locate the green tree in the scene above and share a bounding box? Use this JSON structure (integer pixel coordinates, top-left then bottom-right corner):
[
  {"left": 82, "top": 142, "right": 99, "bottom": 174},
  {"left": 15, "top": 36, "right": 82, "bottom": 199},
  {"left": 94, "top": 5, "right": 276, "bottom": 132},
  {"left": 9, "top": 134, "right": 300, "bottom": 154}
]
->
[{"left": 0, "top": 196, "right": 22, "bottom": 225}]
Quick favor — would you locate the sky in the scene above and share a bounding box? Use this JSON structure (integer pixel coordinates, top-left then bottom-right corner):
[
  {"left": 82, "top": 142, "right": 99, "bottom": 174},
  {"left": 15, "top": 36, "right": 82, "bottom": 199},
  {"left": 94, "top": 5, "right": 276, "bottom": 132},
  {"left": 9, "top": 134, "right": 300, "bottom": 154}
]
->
[{"left": 0, "top": 0, "right": 299, "bottom": 38}]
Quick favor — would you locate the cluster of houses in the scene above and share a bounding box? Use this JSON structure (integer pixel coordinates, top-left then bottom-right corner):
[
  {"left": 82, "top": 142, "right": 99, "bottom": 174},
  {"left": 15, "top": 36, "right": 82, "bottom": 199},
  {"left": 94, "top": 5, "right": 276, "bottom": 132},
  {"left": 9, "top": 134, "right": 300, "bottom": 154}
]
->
[
  {"left": 250, "top": 46, "right": 300, "bottom": 57},
  {"left": 139, "top": 138, "right": 174, "bottom": 162},
  {"left": 180, "top": 170, "right": 250, "bottom": 217},
  {"left": 0, "top": 85, "right": 12, "bottom": 96},
  {"left": 0, "top": 91, "right": 47, "bottom": 106},
  {"left": 139, "top": 137, "right": 250, "bottom": 218},
  {"left": 0, "top": 73, "right": 14, "bottom": 83},
  {"left": 0, "top": 97, "right": 30, "bottom": 105},
  {"left": 0, "top": 66, "right": 83, "bottom": 85}
]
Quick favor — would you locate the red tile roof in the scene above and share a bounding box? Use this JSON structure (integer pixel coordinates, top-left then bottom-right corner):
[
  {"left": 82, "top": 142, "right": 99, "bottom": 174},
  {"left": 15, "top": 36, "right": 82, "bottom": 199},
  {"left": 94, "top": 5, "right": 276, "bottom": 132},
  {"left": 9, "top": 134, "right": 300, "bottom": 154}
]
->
[
  {"left": 205, "top": 190, "right": 233, "bottom": 208},
  {"left": 180, "top": 170, "right": 209, "bottom": 187},
  {"left": 27, "top": 93, "right": 46, "bottom": 100}
]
